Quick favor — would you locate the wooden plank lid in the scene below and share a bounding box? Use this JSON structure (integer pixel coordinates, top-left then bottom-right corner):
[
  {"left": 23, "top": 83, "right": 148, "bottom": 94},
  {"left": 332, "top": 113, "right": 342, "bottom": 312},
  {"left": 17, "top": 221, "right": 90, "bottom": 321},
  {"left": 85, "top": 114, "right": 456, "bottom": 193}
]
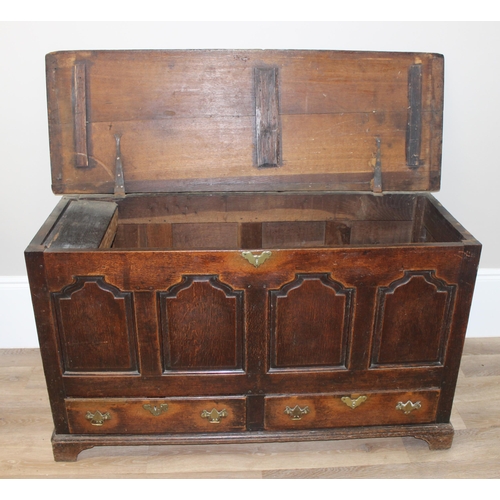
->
[{"left": 46, "top": 50, "right": 443, "bottom": 194}]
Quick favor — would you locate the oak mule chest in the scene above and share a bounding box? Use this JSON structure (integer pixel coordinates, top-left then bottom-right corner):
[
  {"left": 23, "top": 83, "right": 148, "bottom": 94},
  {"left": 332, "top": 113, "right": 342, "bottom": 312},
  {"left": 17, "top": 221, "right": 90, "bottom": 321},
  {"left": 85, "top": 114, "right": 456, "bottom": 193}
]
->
[{"left": 26, "top": 50, "right": 481, "bottom": 461}]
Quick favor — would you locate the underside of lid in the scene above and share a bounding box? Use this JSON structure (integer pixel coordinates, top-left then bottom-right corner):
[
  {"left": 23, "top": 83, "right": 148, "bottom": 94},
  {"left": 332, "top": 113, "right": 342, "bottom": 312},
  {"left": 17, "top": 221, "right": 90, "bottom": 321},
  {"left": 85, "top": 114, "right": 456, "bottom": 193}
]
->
[{"left": 46, "top": 50, "right": 444, "bottom": 195}]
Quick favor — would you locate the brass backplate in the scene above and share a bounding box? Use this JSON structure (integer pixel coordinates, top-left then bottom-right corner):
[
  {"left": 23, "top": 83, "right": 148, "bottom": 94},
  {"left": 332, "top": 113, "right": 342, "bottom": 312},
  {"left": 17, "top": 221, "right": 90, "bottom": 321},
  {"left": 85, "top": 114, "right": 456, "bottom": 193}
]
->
[
  {"left": 201, "top": 408, "right": 228, "bottom": 424},
  {"left": 85, "top": 410, "right": 111, "bottom": 426},
  {"left": 396, "top": 400, "right": 422, "bottom": 414},
  {"left": 284, "top": 405, "right": 310, "bottom": 421},
  {"left": 241, "top": 251, "right": 272, "bottom": 268},
  {"left": 143, "top": 404, "right": 169, "bottom": 417},
  {"left": 341, "top": 395, "right": 367, "bottom": 409}
]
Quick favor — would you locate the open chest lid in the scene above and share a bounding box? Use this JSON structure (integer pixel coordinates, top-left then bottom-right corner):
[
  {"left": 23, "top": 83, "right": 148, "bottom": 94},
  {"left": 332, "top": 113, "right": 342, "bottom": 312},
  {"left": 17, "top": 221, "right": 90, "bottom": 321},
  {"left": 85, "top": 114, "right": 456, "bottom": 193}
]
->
[{"left": 46, "top": 49, "right": 443, "bottom": 195}]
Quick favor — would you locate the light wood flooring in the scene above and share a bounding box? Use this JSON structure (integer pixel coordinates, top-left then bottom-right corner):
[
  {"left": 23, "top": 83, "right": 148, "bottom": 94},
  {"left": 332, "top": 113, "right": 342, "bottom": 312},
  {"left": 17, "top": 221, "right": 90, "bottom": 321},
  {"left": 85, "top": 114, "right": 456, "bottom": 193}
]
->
[{"left": 1, "top": 337, "right": 500, "bottom": 479}]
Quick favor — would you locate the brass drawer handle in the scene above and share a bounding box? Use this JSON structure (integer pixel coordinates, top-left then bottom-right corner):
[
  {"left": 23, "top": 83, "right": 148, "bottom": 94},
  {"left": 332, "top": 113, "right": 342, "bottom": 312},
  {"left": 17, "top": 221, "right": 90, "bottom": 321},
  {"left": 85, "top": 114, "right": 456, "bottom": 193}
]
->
[
  {"left": 241, "top": 251, "right": 272, "bottom": 268},
  {"left": 201, "top": 408, "right": 228, "bottom": 424},
  {"left": 341, "top": 395, "right": 367, "bottom": 409},
  {"left": 396, "top": 400, "right": 422, "bottom": 414},
  {"left": 85, "top": 410, "right": 111, "bottom": 426},
  {"left": 284, "top": 405, "right": 310, "bottom": 421},
  {"left": 143, "top": 404, "right": 169, "bottom": 416}
]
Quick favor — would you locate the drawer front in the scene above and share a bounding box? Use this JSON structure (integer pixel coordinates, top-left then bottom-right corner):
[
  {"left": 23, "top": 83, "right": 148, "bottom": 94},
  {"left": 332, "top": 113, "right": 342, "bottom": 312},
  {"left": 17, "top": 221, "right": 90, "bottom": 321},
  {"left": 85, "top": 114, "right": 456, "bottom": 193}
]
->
[
  {"left": 66, "top": 397, "right": 246, "bottom": 434},
  {"left": 264, "top": 390, "right": 440, "bottom": 430}
]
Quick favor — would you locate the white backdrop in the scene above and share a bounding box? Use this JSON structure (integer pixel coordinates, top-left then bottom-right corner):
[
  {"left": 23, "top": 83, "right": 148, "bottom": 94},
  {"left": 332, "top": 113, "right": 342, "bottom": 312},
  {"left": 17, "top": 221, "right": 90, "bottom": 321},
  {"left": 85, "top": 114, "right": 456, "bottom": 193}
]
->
[{"left": 0, "top": 21, "right": 499, "bottom": 346}]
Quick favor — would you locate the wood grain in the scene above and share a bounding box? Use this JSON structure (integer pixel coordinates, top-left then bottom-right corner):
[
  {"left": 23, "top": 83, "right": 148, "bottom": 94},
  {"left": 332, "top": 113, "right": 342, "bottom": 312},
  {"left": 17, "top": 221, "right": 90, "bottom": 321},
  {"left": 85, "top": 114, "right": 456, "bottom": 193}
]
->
[
  {"left": 406, "top": 64, "right": 423, "bottom": 167},
  {"left": 45, "top": 200, "right": 117, "bottom": 249},
  {"left": 269, "top": 274, "right": 353, "bottom": 368},
  {"left": 106, "top": 192, "right": 464, "bottom": 249},
  {"left": 46, "top": 50, "right": 443, "bottom": 194},
  {"left": 52, "top": 277, "right": 138, "bottom": 373},
  {"left": 65, "top": 397, "right": 247, "bottom": 434},
  {"left": 73, "top": 61, "right": 88, "bottom": 168},
  {"left": 254, "top": 67, "right": 281, "bottom": 168},
  {"left": 158, "top": 276, "right": 244, "bottom": 371}
]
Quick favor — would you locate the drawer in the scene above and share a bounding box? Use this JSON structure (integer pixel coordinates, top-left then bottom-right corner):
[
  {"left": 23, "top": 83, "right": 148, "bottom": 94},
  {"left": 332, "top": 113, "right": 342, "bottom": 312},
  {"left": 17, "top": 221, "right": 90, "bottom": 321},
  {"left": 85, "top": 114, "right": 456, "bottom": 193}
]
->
[
  {"left": 264, "top": 390, "right": 440, "bottom": 430},
  {"left": 65, "top": 397, "right": 246, "bottom": 434}
]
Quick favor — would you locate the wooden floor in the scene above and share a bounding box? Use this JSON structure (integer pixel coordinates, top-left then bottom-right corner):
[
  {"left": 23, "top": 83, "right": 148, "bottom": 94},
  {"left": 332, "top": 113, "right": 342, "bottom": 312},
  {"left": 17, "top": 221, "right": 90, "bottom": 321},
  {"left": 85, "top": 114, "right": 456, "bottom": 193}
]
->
[{"left": 1, "top": 337, "right": 500, "bottom": 479}]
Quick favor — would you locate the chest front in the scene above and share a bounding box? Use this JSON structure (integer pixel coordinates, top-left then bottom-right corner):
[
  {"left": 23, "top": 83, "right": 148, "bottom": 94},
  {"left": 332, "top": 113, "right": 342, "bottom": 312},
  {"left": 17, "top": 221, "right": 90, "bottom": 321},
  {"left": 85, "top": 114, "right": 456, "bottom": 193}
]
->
[{"left": 26, "top": 50, "right": 481, "bottom": 461}]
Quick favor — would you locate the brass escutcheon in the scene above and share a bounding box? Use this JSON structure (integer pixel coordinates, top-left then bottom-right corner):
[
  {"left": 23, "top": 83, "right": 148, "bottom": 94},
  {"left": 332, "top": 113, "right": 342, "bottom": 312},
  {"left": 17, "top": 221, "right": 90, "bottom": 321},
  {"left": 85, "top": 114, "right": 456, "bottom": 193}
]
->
[
  {"left": 241, "top": 251, "right": 272, "bottom": 268},
  {"left": 341, "top": 395, "right": 367, "bottom": 409},
  {"left": 143, "top": 404, "right": 169, "bottom": 417},
  {"left": 284, "top": 405, "right": 310, "bottom": 421},
  {"left": 396, "top": 400, "right": 422, "bottom": 414},
  {"left": 85, "top": 410, "right": 111, "bottom": 426},
  {"left": 201, "top": 408, "right": 228, "bottom": 424}
]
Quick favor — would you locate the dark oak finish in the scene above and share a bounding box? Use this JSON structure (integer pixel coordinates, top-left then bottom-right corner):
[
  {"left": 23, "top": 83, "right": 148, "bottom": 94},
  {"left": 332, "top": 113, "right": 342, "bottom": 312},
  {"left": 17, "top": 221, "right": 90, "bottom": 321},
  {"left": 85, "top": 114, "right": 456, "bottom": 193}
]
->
[
  {"left": 50, "top": 423, "right": 455, "bottom": 462},
  {"left": 158, "top": 276, "right": 244, "bottom": 371},
  {"left": 65, "top": 397, "right": 247, "bottom": 434},
  {"left": 52, "top": 276, "right": 138, "bottom": 373},
  {"left": 372, "top": 271, "right": 456, "bottom": 366},
  {"left": 73, "top": 61, "right": 88, "bottom": 168},
  {"left": 254, "top": 67, "right": 281, "bottom": 168},
  {"left": 26, "top": 50, "right": 480, "bottom": 461},
  {"left": 269, "top": 274, "right": 353, "bottom": 369},
  {"left": 264, "top": 390, "right": 440, "bottom": 430},
  {"left": 45, "top": 200, "right": 117, "bottom": 249},
  {"left": 406, "top": 64, "right": 423, "bottom": 168}
]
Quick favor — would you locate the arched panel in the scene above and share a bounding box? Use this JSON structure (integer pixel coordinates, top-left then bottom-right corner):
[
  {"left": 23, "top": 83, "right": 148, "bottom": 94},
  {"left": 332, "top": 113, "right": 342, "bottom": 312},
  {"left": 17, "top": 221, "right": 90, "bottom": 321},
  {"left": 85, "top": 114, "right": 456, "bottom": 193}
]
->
[
  {"left": 372, "top": 271, "right": 456, "bottom": 367},
  {"left": 159, "top": 276, "right": 244, "bottom": 371},
  {"left": 269, "top": 274, "right": 354, "bottom": 370},
  {"left": 52, "top": 277, "right": 138, "bottom": 373}
]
